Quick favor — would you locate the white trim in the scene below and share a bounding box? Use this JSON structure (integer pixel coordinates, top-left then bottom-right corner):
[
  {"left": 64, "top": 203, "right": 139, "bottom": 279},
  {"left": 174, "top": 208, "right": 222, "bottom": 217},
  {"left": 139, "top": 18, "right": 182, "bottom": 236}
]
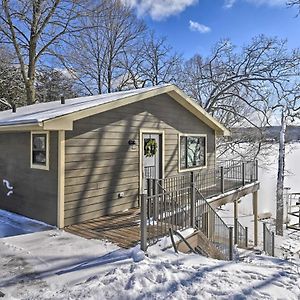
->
[
  {"left": 57, "top": 130, "right": 65, "bottom": 228},
  {"left": 178, "top": 133, "right": 207, "bottom": 173},
  {"left": 139, "top": 129, "right": 165, "bottom": 195},
  {"left": 30, "top": 131, "right": 50, "bottom": 170},
  {"left": 0, "top": 123, "right": 43, "bottom": 132}
]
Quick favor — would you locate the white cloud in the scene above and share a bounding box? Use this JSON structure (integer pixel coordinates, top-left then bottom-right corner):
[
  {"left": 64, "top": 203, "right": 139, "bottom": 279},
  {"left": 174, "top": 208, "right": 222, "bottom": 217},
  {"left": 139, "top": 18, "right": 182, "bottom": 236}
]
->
[
  {"left": 224, "top": 0, "right": 286, "bottom": 8},
  {"left": 224, "top": 0, "right": 236, "bottom": 9},
  {"left": 189, "top": 20, "right": 211, "bottom": 33},
  {"left": 122, "top": 0, "right": 198, "bottom": 20}
]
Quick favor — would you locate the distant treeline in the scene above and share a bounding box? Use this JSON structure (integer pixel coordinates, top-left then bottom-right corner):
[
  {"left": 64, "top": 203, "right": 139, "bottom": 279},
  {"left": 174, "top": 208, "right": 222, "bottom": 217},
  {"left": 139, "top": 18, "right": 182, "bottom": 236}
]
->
[{"left": 231, "top": 126, "right": 300, "bottom": 143}]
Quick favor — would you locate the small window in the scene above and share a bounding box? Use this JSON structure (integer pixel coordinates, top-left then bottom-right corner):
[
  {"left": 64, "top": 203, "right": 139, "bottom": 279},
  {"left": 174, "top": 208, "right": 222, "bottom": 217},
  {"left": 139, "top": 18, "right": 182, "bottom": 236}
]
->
[
  {"left": 31, "top": 132, "right": 49, "bottom": 170},
  {"left": 179, "top": 135, "right": 206, "bottom": 171}
]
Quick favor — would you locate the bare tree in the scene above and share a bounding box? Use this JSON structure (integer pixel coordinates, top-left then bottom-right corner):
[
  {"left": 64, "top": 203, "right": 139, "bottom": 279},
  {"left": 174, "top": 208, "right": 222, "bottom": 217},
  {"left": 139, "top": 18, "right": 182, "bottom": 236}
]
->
[
  {"left": 287, "top": 0, "right": 300, "bottom": 9},
  {"left": 272, "top": 85, "right": 300, "bottom": 235},
  {"left": 58, "top": 0, "right": 146, "bottom": 95},
  {"left": 180, "top": 36, "right": 300, "bottom": 161},
  {"left": 0, "top": 0, "right": 83, "bottom": 104},
  {"left": 121, "top": 33, "right": 182, "bottom": 89},
  {"left": 181, "top": 36, "right": 300, "bottom": 127}
]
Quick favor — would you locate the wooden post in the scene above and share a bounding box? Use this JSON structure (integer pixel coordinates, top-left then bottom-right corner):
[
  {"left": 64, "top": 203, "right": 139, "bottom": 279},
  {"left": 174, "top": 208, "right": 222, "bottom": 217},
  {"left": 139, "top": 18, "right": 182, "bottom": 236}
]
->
[
  {"left": 234, "top": 200, "right": 238, "bottom": 245},
  {"left": 242, "top": 162, "right": 246, "bottom": 186},
  {"left": 229, "top": 226, "right": 233, "bottom": 260},
  {"left": 255, "top": 160, "right": 259, "bottom": 181},
  {"left": 140, "top": 194, "right": 148, "bottom": 252},
  {"left": 245, "top": 227, "right": 248, "bottom": 248},
  {"left": 220, "top": 166, "right": 224, "bottom": 193},
  {"left": 57, "top": 130, "right": 65, "bottom": 229},
  {"left": 190, "top": 171, "right": 196, "bottom": 228},
  {"left": 263, "top": 223, "right": 266, "bottom": 253},
  {"left": 271, "top": 231, "right": 275, "bottom": 257},
  {"left": 253, "top": 191, "right": 258, "bottom": 246}
]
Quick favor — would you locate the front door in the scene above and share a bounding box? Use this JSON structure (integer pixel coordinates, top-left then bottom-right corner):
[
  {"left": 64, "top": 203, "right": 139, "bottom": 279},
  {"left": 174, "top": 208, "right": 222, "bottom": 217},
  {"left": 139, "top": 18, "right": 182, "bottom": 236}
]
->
[{"left": 142, "top": 133, "right": 162, "bottom": 193}]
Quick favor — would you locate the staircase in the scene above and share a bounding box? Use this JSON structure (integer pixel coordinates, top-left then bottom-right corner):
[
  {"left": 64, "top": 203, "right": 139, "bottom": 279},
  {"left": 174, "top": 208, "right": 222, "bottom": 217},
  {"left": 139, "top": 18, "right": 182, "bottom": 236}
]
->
[
  {"left": 140, "top": 171, "right": 250, "bottom": 260},
  {"left": 175, "top": 230, "right": 227, "bottom": 260}
]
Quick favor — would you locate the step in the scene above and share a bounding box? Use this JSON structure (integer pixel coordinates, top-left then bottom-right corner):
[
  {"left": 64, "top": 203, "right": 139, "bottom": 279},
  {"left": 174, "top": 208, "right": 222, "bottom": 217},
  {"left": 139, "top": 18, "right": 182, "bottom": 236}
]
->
[{"left": 176, "top": 230, "right": 226, "bottom": 260}]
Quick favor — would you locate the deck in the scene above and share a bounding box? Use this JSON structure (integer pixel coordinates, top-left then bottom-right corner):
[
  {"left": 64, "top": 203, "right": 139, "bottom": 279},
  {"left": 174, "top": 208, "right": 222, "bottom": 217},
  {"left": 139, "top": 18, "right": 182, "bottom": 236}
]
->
[
  {"left": 65, "top": 209, "right": 141, "bottom": 248},
  {"left": 64, "top": 178, "right": 260, "bottom": 248}
]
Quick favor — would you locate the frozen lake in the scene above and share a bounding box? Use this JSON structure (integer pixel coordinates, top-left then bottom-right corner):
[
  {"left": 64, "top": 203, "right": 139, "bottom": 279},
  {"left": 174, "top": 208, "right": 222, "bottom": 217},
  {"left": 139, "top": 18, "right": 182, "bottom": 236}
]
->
[{"left": 238, "top": 143, "right": 300, "bottom": 217}]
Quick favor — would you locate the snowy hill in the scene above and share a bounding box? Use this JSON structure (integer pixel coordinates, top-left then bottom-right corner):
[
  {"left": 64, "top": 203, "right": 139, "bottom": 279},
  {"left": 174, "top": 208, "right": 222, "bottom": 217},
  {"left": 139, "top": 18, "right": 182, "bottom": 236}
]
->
[{"left": 0, "top": 228, "right": 299, "bottom": 300}]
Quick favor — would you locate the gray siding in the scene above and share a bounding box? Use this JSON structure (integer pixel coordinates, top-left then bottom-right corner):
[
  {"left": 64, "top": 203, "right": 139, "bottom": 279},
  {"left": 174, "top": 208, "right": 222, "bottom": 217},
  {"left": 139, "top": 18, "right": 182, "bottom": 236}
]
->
[
  {"left": 64, "top": 94, "right": 215, "bottom": 225},
  {"left": 0, "top": 131, "right": 58, "bottom": 225}
]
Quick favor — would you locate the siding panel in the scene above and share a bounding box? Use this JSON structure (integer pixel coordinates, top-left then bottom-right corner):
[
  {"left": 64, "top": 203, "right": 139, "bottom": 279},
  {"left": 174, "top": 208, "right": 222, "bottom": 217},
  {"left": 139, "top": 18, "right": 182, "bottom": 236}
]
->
[
  {"left": 65, "top": 94, "right": 216, "bottom": 225},
  {"left": 0, "top": 131, "right": 58, "bottom": 225}
]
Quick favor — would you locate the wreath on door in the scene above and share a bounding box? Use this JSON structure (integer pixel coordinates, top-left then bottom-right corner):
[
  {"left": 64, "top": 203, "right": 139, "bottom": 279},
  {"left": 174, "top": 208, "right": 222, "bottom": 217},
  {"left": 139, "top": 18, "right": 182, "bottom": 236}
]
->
[{"left": 144, "top": 139, "right": 158, "bottom": 157}]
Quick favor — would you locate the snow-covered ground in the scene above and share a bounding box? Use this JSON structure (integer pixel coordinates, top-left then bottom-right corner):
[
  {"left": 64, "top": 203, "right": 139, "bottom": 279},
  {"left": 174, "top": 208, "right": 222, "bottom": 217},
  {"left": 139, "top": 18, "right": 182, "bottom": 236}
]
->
[
  {"left": 0, "top": 209, "right": 53, "bottom": 238},
  {"left": 0, "top": 211, "right": 300, "bottom": 300}
]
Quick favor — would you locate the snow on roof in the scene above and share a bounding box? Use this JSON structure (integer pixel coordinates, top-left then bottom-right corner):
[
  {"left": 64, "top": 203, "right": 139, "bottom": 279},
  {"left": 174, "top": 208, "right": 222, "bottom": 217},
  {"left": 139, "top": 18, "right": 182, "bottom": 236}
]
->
[{"left": 0, "top": 85, "right": 171, "bottom": 127}]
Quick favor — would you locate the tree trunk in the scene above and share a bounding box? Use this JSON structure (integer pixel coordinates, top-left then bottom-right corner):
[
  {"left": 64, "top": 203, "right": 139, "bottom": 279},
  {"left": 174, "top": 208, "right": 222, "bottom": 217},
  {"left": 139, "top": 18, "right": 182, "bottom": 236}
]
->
[
  {"left": 276, "top": 109, "right": 286, "bottom": 236},
  {"left": 25, "top": 79, "right": 36, "bottom": 105}
]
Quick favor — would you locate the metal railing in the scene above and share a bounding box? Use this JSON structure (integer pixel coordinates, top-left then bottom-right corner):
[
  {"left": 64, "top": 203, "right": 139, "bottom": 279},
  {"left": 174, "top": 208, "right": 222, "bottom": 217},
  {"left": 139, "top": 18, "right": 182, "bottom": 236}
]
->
[
  {"left": 263, "top": 223, "right": 275, "bottom": 256},
  {"left": 194, "top": 168, "right": 220, "bottom": 198},
  {"left": 141, "top": 186, "right": 192, "bottom": 248},
  {"left": 155, "top": 172, "right": 191, "bottom": 193},
  {"left": 152, "top": 160, "right": 258, "bottom": 200},
  {"left": 234, "top": 218, "right": 248, "bottom": 249},
  {"left": 141, "top": 179, "right": 234, "bottom": 260},
  {"left": 286, "top": 192, "right": 300, "bottom": 230},
  {"left": 140, "top": 160, "right": 258, "bottom": 258},
  {"left": 217, "top": 160, "right": 258, "bottom": 192},
  {"left": 195, "top": 189, "right": 233, "bottom": 260}
]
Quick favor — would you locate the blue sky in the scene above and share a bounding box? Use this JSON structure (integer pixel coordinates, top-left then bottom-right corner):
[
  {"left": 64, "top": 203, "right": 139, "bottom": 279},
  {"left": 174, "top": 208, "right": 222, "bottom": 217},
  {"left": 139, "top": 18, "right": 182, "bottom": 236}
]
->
[{"left": 125, "top": 0, "right": 300, "bottom": 58}]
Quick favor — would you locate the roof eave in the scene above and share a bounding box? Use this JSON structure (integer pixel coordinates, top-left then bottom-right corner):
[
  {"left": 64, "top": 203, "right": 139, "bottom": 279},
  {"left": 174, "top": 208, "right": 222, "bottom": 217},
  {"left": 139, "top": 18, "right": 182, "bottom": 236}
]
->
[{"left": 0, "top": 122, "right": 43, "bottom": 132}]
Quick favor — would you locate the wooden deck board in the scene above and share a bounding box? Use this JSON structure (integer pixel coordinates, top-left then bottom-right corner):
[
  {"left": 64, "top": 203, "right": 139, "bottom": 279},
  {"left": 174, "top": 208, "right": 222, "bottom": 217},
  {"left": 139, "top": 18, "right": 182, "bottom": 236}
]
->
[{"left": 64, "top": 208, "right": 142, "bottom": 248}]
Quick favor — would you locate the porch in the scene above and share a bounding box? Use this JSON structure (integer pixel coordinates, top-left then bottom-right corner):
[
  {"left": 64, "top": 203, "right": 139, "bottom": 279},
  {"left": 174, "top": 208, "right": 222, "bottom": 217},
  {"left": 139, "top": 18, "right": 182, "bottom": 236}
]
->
[
  {"left": 65, "top": 209, "right": 141, "bottom": 249},
  {"left": 65, "top": 160, "right": 260, "bottom": 258}
]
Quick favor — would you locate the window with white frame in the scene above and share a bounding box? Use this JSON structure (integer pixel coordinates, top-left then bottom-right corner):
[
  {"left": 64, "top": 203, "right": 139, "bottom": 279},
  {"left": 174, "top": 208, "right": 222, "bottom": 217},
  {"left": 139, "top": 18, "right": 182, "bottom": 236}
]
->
[
  {"left": 180, "top": 135, "right": 206, "bottom": 170},
  {"left": 31, "top": 132, "right": 49, "bottom": 170}
]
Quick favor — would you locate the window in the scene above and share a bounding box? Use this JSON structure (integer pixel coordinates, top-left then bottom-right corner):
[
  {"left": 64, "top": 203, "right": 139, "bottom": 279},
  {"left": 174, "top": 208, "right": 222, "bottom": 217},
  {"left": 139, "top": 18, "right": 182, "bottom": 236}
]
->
[
  {"left": 31, "top": 132, "right": 49, "bottom": 170},
  {"left": 179, "top": 135, "right": 206, "bottom": 171}
]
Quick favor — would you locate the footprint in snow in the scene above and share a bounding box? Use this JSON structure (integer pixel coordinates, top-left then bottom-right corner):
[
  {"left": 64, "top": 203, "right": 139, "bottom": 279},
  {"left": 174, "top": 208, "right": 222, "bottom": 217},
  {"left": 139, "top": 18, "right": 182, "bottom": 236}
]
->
[{"left": 156, "top": 274, "right": 166, "bottom": 284}]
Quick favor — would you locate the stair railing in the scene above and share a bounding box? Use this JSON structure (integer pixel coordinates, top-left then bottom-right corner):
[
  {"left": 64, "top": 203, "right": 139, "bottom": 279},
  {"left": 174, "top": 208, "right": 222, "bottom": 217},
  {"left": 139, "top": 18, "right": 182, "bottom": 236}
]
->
[
  {"left": 234, "top": 218, "right": 248, "bottom": 249},
  {"left": 141, "top": 160, "right": 257, "bottom": 257},
  {"left": 194, "top": 188, "right": 233, "bottom": 260}
]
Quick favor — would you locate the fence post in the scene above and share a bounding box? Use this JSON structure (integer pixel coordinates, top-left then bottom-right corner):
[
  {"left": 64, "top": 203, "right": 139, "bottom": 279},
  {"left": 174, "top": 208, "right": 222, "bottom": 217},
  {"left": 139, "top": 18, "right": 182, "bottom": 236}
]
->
[
  {"left": 190, "top": 171, "right": 196, "bottom": 228},
  {"left": 153, "top": 179, "right": 158, "bottom": 220},
  {"left": 255, "top": 160, "right": 259, "bottom": 181},
  {"left": 245, "top": 226, "right": 248, "bottom": 248},
  {"left": 229, "top": 226, "right": 234, "bottom": 260},
  {"left": 148, "top": 178, "right": 153, "bottom": 197},
  {"left": 263, "top": 223, "right": 266, "bottom": 253},
  {"left": 242, "top": 162, "right": 246, "bottom": 186},
  {"left": 220, "top": 166, "right": 224, "bottom": 193},
  {"left": 271, "top": 232, "right": 275, "bottom": 257},
  {"left": 234, "top": 218, "right": 238, "bottom": 245},
  {"left": 140, "top": 194, "right": 148, "bottom": 252}
]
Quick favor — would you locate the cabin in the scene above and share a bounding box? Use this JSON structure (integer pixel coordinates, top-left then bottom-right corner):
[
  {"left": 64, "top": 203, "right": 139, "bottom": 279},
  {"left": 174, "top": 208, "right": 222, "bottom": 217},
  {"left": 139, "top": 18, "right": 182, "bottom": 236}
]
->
[{"left": 0, "top": 84, "right": 260, "bottom": 258}]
